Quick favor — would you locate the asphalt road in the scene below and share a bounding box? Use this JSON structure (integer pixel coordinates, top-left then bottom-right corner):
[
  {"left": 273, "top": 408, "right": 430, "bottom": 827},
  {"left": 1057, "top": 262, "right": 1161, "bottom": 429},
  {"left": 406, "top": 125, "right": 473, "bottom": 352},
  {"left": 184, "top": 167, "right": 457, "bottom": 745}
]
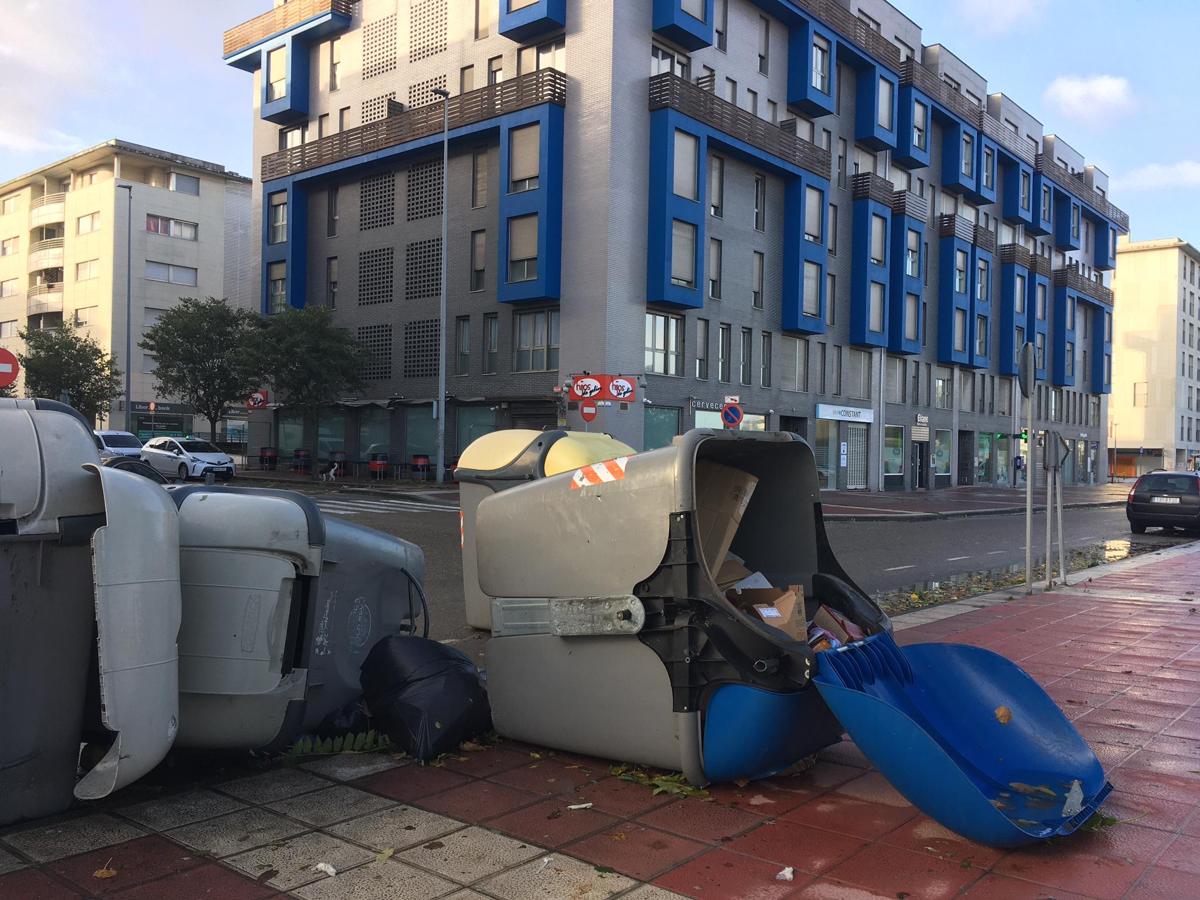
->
[{"left": 304, "top": 491, "right": 1194, "bottom": 661}]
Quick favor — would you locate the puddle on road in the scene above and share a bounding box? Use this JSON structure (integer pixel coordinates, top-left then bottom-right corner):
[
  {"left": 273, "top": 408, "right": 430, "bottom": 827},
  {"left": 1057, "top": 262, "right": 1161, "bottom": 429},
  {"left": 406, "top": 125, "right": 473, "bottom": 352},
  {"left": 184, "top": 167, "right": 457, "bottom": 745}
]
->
[{"left": 877, "top": 535, "right": 1193, "bottom": 616}]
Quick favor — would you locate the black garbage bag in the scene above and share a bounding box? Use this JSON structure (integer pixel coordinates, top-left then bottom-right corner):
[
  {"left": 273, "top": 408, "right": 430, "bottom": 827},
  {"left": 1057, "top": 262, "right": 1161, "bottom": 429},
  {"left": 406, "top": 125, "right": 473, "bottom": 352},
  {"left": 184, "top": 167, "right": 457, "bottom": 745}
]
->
[
  {"left": 315, "top": 697, "right": 372, "bottom": 739},
  {"left": 360, "top": 636, "right": 492, "bottom": 761}
]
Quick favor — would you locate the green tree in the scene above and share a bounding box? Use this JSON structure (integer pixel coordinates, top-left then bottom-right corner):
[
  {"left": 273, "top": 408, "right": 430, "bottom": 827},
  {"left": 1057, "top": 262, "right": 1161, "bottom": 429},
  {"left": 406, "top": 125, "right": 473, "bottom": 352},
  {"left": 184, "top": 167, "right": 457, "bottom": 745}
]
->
[
  {"left": 255, "top": 307, "right": 367, "bottom": 459},
  {"left": 18, "top": 324, "right": 122, "bottom": 424},
  {"left": 139, "top": 297, "right": 265, "bottom": 442},
  {"left": 0, "top": 383, "right": 15, "bottom": 399}
]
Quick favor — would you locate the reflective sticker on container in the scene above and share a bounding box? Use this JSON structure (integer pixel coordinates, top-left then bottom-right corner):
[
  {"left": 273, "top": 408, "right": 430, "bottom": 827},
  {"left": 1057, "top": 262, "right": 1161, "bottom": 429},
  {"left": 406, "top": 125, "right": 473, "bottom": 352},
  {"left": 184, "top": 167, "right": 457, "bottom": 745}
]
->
[
  {"left": 459, "top": 509, "right": 464, "bottom": 549},
  {"left": 570, "top": 456, "right": 629, "bottom": 490}
]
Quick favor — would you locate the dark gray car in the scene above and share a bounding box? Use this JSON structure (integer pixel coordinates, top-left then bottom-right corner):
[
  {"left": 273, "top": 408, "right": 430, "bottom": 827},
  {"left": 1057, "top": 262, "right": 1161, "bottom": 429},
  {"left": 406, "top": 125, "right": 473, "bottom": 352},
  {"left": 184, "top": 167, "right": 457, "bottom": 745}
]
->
[{"left": 1126, "top": 471, "right": 1200, "bottom": 533}]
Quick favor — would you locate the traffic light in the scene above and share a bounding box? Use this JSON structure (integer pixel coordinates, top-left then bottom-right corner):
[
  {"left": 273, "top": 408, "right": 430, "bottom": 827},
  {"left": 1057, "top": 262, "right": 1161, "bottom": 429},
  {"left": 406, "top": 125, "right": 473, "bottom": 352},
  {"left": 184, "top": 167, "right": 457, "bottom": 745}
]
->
[{"left": 1020, "top": 429, "right": 1029, "bottom": 441}]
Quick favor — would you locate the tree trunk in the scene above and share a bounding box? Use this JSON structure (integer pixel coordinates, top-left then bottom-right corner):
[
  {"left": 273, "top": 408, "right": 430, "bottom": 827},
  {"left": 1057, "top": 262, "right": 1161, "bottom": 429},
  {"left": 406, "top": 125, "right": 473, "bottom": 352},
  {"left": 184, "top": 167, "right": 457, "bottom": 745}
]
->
[
  {"left": 307, "top": 408, "right": 320, "bottom": 480},
  {"left": 208, "top": 411, "right": 219, "bottom": 444}
]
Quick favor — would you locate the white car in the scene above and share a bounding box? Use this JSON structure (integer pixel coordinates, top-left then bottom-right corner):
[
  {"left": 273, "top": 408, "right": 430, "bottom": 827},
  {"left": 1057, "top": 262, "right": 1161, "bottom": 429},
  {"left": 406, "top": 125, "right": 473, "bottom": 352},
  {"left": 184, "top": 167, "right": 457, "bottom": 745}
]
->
[
  {"left": 142, "top": 437, "right": 236, "bottom": 482},
  {"left": 94, "top": 430, "right": 143, "bottom": 459}
]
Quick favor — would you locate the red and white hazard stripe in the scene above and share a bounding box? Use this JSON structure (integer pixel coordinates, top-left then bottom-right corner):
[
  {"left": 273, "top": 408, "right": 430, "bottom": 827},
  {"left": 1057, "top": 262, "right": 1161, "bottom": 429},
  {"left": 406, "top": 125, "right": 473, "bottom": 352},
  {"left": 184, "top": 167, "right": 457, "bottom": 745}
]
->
[{"left": 570, "top": 456, "right": 629, "bottom": 490}]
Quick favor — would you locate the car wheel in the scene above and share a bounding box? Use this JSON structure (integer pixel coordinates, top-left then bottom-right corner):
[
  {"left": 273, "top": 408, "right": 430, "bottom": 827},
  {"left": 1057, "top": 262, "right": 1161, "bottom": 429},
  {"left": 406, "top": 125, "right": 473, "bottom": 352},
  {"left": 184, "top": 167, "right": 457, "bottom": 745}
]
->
[
  {"left": 1130, "top": 522, "right": 1147, "bottom": 534},
  {"left": 177, "top": 464, "right": 189, "bottom": 482}
]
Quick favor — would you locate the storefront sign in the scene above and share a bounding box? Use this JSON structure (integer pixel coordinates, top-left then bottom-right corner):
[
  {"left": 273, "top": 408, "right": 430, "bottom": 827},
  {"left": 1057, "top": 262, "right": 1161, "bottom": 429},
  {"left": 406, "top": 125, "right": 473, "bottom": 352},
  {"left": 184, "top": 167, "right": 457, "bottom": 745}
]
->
[
  {"left": 131, "top": 401, "right": 192, "bottom": 414},
  {"left": 692, "top": 399, "right": 726, "bottom": 411},
  {"left": 839, "top": 441, "right": 848, "bottom": 467},
  {"left": 912, "top": 425, "right": 930, "bottom": 442},
  {"left": 817, "top": 404, "right": 874, "bottom": 423},
  {"left": 915, "top": 414, "right": 929, "bottom": 426},
  {"left": 568, "top": 374, "right": 636, "bottom": 403}
]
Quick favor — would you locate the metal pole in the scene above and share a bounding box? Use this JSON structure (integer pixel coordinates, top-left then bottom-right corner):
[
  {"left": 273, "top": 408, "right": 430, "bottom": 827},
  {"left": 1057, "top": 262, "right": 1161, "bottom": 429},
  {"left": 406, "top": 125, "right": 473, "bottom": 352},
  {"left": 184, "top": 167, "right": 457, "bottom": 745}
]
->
[
  {"left": 1045, "top": 453, "right": 1054, "bottom": 588},
  {"left": 433, "top": 88, "right": 450, "bottom": 485},
  {"left": 118, "top": 184, "right": 133, "bottom": 431},
  {"left": 1025, "top": 396, "right": 1033, "bottom": 593},
  {"left": 1056, "top": 444, "right": 1068, "bottom": 585}
]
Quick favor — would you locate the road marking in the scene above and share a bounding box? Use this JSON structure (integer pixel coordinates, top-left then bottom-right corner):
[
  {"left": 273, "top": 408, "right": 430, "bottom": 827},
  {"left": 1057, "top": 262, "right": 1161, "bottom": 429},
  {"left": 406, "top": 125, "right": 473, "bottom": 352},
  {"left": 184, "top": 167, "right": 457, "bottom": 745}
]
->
[
  {"left": 987, "top": 550, "right": 1005, "bottom": 555},
  {"left": 314, "top": 496, "right": 458, "bottom": 517},
  {"left": 947, "top": 556, "right": 969, "bottom": 561},
  {"left": 885, "top": 565, "right": 915, "bottom": 572}
]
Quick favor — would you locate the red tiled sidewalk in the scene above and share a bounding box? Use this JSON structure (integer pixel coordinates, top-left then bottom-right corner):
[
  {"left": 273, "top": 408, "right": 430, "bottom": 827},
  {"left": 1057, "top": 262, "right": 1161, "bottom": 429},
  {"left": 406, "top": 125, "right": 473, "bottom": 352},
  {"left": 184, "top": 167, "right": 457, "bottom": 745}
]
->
[{"left": 4, "top": 547, "right": 1200, "bottom": 899}]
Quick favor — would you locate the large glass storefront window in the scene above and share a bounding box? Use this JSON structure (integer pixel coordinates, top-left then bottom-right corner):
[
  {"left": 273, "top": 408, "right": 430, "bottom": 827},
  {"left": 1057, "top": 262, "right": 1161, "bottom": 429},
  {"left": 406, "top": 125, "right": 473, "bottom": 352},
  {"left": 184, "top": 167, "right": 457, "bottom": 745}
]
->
[
  {"left": 278, "top": 412, "right": 304, "bottom": 453},
  {"left": 456, "top": 406, "right": 496, "bottom": 457},
  {"left": 404, "top": 406, "right": 435, "bottom": 462},
  {"left": 996, "top": 434, "right": 1011, "bottom": 486},
  {"left": 644, "top": 407, "right": 681, "bottom": 450},
  {"left": 740, "top": 413, "right": 766, "bottom": 431},
  {"left": 883, "top": 425, "right": 904, "bottom": 491},
  {"left": 359, "top": 407, "right": 391, "bottom": 459},
  {"left": 815, "top": 419, "right": 836, "bottom": 489},
  {"left": 976, "top": 432, "right": 993, "bottom": 484},
  {"left": 694, "top": 410, "right": 766, "bottom": 432},
  {"left": 317, "top": 408, "right": 346, "bottom": 457},
  {"left": 934, "top": 429, "right": 952, "bottom": 486}
]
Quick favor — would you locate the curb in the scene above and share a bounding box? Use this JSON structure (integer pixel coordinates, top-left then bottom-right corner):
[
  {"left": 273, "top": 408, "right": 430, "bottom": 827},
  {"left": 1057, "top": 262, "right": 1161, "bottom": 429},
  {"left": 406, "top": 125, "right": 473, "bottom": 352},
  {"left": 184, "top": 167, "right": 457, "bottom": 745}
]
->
[{"left": 824, "top": 499, "right": 1125, "bottom": 523}]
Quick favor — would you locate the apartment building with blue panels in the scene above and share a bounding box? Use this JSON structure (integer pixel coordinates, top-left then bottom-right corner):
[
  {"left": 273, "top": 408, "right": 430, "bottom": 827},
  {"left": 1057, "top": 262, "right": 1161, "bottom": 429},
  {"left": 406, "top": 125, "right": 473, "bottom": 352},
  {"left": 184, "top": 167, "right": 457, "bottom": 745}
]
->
[{"left": 225, "top": 0, "right": 1125, "bottom": 489}]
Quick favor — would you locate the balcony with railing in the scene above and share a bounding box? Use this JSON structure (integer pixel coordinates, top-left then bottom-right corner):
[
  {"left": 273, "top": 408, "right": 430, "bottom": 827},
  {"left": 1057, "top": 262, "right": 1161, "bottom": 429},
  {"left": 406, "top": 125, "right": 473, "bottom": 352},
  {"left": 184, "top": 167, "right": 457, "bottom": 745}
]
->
[
  {"left": 28, "top": 193, "right": 65, "bottom": 228},
  {"left": 26, "top": 282, "right": 63, "bottom": 316},
  {"left": 649, "top": 73, "right": 830, "bottom": 179},
  {"left": 1036, "top": 154, "right": 1129, "bottom": 231},
  {"left": 790, "top": 0, "right": 903, "bottom": 72},
  {"left": 973, "top": 224, "right": 995, "bottom": 253},
  {"left": 1054, "top": 265, "right": 1114, "bottom": 306},
  {"left": 850, "top": 172, "right": 894, "bottom": 206},
  {"left": 998, "top": 244, "right": 1032, "bottom": 268},
  {"left": 900, "top": 59, "right": 982, "bottom": 127},
  {"left": 938, "top": 214, "right": 974, "bottom": 242},
  {"left": 1030, "top": 255, "right": 1051, "bottom": 277},
  {"left": 27, "top": 238, "right": 64, "bottom": 273},
  {"left": 224, "top": 0, "right": 354, "bottom": 58},
  {"left": 891, "top": 189, "right": 928, "bottom": 221},
  {"left": 262, "top": 68, "right": 568, "bottom": 181}
]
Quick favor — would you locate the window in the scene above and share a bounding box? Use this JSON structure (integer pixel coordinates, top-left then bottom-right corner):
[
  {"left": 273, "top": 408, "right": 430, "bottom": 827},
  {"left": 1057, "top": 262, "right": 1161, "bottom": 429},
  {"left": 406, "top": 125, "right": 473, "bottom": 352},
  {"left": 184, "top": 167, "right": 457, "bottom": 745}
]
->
[
  {"left": 715, "top": 0, "right": 727, "bottom": 50},
  {"left": 472, "top": 151, "right": 487, "bottom": 207},
  {"left": 1041, "top": 185, "right": 1051, "bottom": 221},
  {"left": 760, "top": 332, "right": 772, "bottom": 387},
  {"left": 1071, "top": 205, "right": 1081, "bottom": 240},
  {"left": 1067, "top": 297, "right": 1076, "bottom": 329},
  {"left": 1065, "top": 341, "right": 1075, "bottom": 378},
  {"left": 325, "top": 257, "right": 338, "bottom": 308},
  {"left": 870, "top": 214, "right": 886, "bottom": 265},
  {"left": 753, "top": 174, "right": 766, "bottom": 231},
  {"left": 1015, "top": 325, "right": 1025, "bottom": 357},
  {"left": 740, "top": 328, "right": 753, "bottom": 385},
  {"left": 1015, "top": 273, "right": 1026, "bottom": 314},
  {"left": 488, "top": 56, "right": 504, "bottom": 85},
  {"left": 954, "top": 308, "right": 967, "bottom": 352},
  {"left": 508, "top": 214, "right": 539, "bottom": 282},
  {"left": 0, "top": 279, "right": 18, "bottom": 298},
  {"left": 745, "top": 89, "right": 758, "bottom": 117},
  {"left": 268, "top": 192, "right": 287, "bottom": 244},
  {"left": 327, "top": 186, "right": 339, "bottom": 236},
  {"left": 803, "top": 261, "right": 820, "bottom": 316},
  {"left": 338, "top": 106, "right": 350, "bottom": 131},
  {"left": 317, "top": 114, "right": 330, "bottom": 139},
  {"left": 905, "top": 229, "right": 919, "bottom": 277},
  {"left": 725, "top": 78, "right": 737, "bottom": 104},
  {"left": 514, "top": 309, "right": 559, "bottom": 371},
  {"left": 877, "top": 76, "right": 893, "bottom": 130},
  {"left": 1105, "top": 312, "right": 1112, "bottom": 342},
  {"left": 1020, "top": 171, "right": 1031, "bottom": 211},
  {"left": 673, "top": 130, "right": 698, "bottom": 200},
  {"left": 474, "top": 0, "right": 489, "bottom": 39},
  {"left": 518, "top": 37, "right": 565, "bottom": 74},
  {"left": 718, "top": 323, "right": 732, "bottom": 382},
  {"left": 509, "top": 123, "right": 540, "bottom": 192},
  {"left": 76, "top": 259, "right": 98, "bottom": 281},
  {"left": 267, "top": 45, "right": 287, "bottom": 101},
  {"left": 0, "top": 236, "right": 16, "bottom": 256},
  {"left": 781, "top": 337, "right": 809, "bottom": 392},
  {"left": 912, "top": 100, "right": 928, "bottom": 150},
  {"left": 983, "top": 147, "right": 995, "bottom": 190},
  {"left": 77, "top": 211, "right": 100, "bottom": 234},
  {"left": 709, "top": 156, "right": 724, "bottom": 217},
  {"left": 977, "top": 259, "right": 989, "bottom": 302},
  {"left": 812, "top": 35, "right": 830, "bottom": 93},
  {"left": 268, "top": 262, "right": 286, "bottom": 314},
  {"left": 959, "top": 370, "right": 975, "bottom": 412},
  {"left": 169, "top": 173, "right": 200, "bottom": 195},
  {"left": 146, "top": 214, "right": 197, "bottom": 240},
  {"left": 454, "top": 316, "right": 470, "bottom": 376},
  {"left": 696, "top": 318, "right": 710, "bottom": 379},
  {"left": 670, "top": 220, "right": 696, "bottom": 288},
  {"left": 847, "top": 349, "right": 871, "bottom": 400},
  {"left": 329, "top": 37, "right": 341, "bottom": 90},
  {"left": 976, "top": 314, "right": 988, "bottom": 356},
  {"left": 904, "top": 292, "right": 919, "bottom": 341},
  {"left": 483, "top": 313, "right": 499, "bottom": 374},
  {"left": 652, "top": 43, "right": 690, "bottom": 79},
  {"left": 954, "top": 250, "right": 968, "bottom": 293},
  {"left": 935, "top": 368, "right": 952, "bottom": 408},
  {"left": 1035, "top": 332, "right": 1046, "bottom": 368},
  {"left": 804, "top": 186, "right": 822, "bottom": 242},
  {"left": 681, "top": 0, "right": 705, "bottom": 19},
  {"left": 0, "top": 195, "right": 17, "bottom": 215},
  {"left": 832, "top": 345, "right": 842, "bottom": 395},
  {"left": 470, "top": 230, "right": 486, "bottom": 291},
  {"left": 0, "top": 319, "right": 17, "bottom": 339},
  {"left": 1036, "top": 283, "right": 1047, "bottom": 320},
  {"left": 828, "top": 203, "right": 838, "bottom": 254},
  {"left": 708, "top": 238, "right": 722, "bottom": 299},
  {"left": 145, "top": 261, "right": 198, "bottom": 287},
  {"left": 869, "top": 282, "right": 885, "bottom": 332},
  {"left": 460, "top": 65, "right": 475, "bottom": 94},
  {"left": 645, "top": 312, "right": 684, "bottom": 376},
  {"left": 756, "top": 15, "right": 770, "bottom": 74},
  {"left": 752, "top": 251, "right": 765, "bottom": 309},
  {"left": 961, "top": 133, "right": 974, "bottom": 177}
]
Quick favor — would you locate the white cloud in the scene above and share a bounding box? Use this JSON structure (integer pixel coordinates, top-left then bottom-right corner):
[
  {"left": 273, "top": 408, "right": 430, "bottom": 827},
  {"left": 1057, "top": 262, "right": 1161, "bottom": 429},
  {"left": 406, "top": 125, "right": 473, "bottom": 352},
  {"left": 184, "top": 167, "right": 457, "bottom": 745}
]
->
[
  {"left": 1043, "top": 75, "right": 1136, "bottom": 127},
  {"left": 1115, "top": 161, "right": 1200, "bottom": 192},
  {"left": 956, "top": 0, "right": 1045, "bottom": 34}
]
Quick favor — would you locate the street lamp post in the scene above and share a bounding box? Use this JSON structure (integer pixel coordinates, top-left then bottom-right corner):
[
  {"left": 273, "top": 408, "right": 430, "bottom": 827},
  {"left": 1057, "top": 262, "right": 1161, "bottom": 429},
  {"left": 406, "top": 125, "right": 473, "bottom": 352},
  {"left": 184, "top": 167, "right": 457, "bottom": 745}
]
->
[
  {"left": 433, "top": 87, "right": 451, "bottom": 484},
  {"left": 117, "top": 184, "right": 133, "bottom": 432}
]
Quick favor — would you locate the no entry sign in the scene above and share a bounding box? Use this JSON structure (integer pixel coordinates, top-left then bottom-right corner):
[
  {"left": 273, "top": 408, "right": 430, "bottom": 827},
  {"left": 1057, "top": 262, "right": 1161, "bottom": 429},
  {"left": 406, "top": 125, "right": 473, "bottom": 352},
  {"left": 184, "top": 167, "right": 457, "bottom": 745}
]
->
[
  {"left": 720, "top": 402, "right": 743, "bottom": 429},
  {"left": 580, "top": 401, "right": 598, "bottom": 423},
  {"left": 0, "top": 348, "right": 18, "bottom": 389}
]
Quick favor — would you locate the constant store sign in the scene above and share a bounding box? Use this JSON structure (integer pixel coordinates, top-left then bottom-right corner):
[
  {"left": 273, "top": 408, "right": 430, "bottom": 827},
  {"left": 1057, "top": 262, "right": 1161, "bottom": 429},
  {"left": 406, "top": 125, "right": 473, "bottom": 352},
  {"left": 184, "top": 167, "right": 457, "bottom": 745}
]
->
[{"left": 816, "top": 404, "right": 874, "bottom": 423}]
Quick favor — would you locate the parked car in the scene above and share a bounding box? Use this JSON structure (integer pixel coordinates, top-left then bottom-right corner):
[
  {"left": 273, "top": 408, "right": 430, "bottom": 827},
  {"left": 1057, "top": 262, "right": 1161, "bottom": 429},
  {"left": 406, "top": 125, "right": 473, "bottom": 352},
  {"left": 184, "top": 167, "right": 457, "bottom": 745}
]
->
[
  {"left": 142, "top": 437, "right": 236, "bottom": 482},
  {"left": 1126, "top": 471, "right": 1200, "bottom": 533},
  {"left": 101, "top": 455, "right": 169, "bottom": 484},
  {"left": 94, "top": 430, "right": 143, "bottom": 459}
]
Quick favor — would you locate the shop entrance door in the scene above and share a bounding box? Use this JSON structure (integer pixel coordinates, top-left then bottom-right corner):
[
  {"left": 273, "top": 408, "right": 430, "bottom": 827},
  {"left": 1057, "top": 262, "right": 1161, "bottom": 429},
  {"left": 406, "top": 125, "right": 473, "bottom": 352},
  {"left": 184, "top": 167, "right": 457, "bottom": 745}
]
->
[
  {"left": 846, "top": 423, "right": 868, "bottom": 490},
  {"left": 912, "top": 441, "right": 929, "bottom": 490},
  {"left": 958, "top": 431, "right": 974, "bottom": 485}
]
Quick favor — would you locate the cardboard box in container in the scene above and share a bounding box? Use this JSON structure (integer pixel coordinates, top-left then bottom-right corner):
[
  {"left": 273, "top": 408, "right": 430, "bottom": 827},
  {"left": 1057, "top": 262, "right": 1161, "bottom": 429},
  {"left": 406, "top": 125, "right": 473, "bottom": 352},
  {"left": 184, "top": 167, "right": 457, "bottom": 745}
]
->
[
  {"left": 729, "top": 584, "right": 806, "bottom": 641},
  {"left": 696, "top": 461, "right": 758, "bottom": 577}
]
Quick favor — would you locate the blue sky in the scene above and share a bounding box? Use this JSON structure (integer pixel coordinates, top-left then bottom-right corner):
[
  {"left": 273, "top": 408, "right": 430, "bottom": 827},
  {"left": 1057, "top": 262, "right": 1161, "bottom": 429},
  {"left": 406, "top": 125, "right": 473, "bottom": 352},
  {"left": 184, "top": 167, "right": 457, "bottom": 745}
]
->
[{"left": 1, "top": 0, "right": 1196, "bottom": 241}]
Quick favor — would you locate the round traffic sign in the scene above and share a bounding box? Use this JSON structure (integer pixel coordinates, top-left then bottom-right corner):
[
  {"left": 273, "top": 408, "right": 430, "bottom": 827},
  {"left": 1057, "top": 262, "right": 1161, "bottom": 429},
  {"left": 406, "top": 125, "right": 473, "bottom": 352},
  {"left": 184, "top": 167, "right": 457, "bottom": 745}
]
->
[
  {"left": 720, "top": 402, "right": 743, "bottom": 429},
  {"left": 580, "top": 401, "right": 598, "bottom": 423},
  {"left": 0, "top": 347, "right": 19, "bottom": 389}
]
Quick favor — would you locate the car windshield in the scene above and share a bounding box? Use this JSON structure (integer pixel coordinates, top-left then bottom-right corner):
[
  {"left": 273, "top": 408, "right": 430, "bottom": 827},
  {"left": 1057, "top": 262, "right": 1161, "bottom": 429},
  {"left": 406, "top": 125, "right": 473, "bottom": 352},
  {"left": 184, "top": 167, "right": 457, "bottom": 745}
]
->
[
  {"left": 1140, "top": 474, "right": 1199, "bottom": 495},
  {"left": 180, "top": 441, "right": 222, "bottom": 453},
  {"left": 102, "top": 433, "right": 142, "bottom": 448}
]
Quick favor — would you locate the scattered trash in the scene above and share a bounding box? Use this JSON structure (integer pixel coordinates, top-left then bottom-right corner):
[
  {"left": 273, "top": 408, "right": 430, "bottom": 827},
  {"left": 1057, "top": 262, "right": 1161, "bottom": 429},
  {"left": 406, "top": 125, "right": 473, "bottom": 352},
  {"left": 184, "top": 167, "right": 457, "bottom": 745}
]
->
[
  {"left": 287, "top": 730, "right": 391, "bottom": 758},
  {"left": 1084, "top": 812, "right": 1119, "bottom": 832},
  {"left": 775, "top": 867, "right": 795, "bottom": 882},
  {"left": 93, "top": 860, "right": 117, "bottom": 880},
  {"left": 375, "top": 849, "right": 395, "bottom": 862},
  {"left": 314, "top": 863, "right": 338, "bottom": 877},
  {"left": 460, "top": 740, "right": 486, "bottom": 752},
  {"left": 747, "top": 794, "right": 775, "bottom": 806},
  {"left": 567, "top": 803, "right": 593, "bottom": 810},
  {"left": 255, "top": 868, "right": 280, "bottom": 884},
  {"left": 611, "top": 766, "right": 709, "bottom": 799},
  {"left": 1062, "top": 780, "right": 1084, "bottom": 818},
  {"left": 994, "top": 706, "right": 1013, "bottom": 725},
  {"left": 536, "top": 856, "right": 553, "bottom": 874}
]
